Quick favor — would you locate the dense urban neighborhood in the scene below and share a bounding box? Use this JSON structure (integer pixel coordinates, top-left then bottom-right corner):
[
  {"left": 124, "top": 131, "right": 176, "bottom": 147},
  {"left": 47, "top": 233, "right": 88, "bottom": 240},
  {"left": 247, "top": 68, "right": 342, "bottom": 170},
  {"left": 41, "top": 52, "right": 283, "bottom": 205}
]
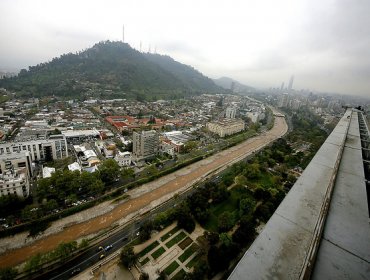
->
[{"left": 0, "top": 77, "right": 367, "bottom": 280}]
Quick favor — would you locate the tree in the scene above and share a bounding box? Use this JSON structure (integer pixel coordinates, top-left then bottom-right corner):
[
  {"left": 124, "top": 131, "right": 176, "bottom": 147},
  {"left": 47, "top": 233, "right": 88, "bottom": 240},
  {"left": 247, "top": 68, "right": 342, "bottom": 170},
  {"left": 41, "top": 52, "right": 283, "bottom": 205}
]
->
[
  {"left": 79, "top": 239, "right": 89, "bottom": 249},
  {"left": 41, "top": 199, "right": 58, "bottom": 213},
  {"left": 217, "top": 211, "right": 234, "bottom": 232},
  {"left": 244, "top": 163, "right": 260, "bottom": 180},
  {"left": 239, "top": 197, "right": 256, "bottom": 217},
  {"left": 219, "top": 233, "right": 232, "bottom": 247},
  {"left": 181, "top": 141, "right": 198, "bottom": 154},
  {"left": 232, "top": 215, "right": 256, "bottom": 246},
  {"left": 24, "top": 254, "right": 42, "bottom": 273},
  {"left": 204, "top": 231, "right": 219, "bottom": 246},
  {"left": 98, "top": 159, "right": 120, "bottom": 183},
  {"left": 156, "top": 271, "right": 167, "bottom": 280},
  {"left": 176, "top": 204, "right": 195, "bottom": 233},
  {"left": 55, "top": 241, "right": 78, "bottom": 262},
  {"left": 0, "top": 267, "right": 18, "bottom": 280},
  {"left": 139, "top": 220, "right": 153, "bottom": 242},
  {"left": 139, "top": 272, "right": 149, "bottom": 280},
  {"left": 121, "top": 167, "right": 135, "bottom": 179},
  {"left": 79, "top": 171, "right": 104, "bottom": 195},
  {"left": 120, "top": 246, "right": 137, "bottom": 268}
]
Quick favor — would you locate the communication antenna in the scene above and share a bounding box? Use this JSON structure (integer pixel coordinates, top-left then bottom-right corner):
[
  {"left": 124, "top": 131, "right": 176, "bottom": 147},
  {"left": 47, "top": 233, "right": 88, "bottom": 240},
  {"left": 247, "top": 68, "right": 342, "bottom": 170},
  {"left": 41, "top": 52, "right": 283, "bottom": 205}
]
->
[
  {"left": 140, "top": 41, "right": 142, "bottom": 52},
  {"left": 148, "top": 44, "right": 151, "bottom": 53},
  {"left": 122, "top": 24, "right": 125, "bottom": 43}
]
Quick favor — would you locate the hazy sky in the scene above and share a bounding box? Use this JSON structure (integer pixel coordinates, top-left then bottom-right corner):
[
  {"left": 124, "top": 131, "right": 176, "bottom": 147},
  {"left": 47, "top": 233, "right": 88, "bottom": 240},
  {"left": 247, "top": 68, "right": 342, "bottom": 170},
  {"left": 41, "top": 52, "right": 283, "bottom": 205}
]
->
[{"left": 0, "top": 0, "right": 369, "bottom": 97}]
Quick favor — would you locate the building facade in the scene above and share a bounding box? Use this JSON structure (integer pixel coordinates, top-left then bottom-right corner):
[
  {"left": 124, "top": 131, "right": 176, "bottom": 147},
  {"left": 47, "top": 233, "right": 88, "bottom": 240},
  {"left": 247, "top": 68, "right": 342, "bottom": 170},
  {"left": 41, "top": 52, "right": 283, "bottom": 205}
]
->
[
  {"left": 0, "top": 135, "right": 68, "bottom": 162},
  {"left": 133, "top": 130, "right": 159, "bottom": 161},
  {"left": 225, "top": 107, "right": 237, "bottom": 119},
  {"left": 206, "top": 119, "right": 245, "bottom": 137},
  {"left": 0, "top": 152, "right": 31, "bottom": 198},
  {"left": 115, "top": 151, "right": 132, "bottom": 167}
]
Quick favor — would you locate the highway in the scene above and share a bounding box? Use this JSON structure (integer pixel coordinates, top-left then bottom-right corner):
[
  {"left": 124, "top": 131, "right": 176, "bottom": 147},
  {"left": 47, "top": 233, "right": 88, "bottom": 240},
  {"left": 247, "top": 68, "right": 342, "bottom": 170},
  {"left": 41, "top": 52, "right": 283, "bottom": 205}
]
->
[{"left": 32, "top": 189, "right": 195, "bottom": 280}]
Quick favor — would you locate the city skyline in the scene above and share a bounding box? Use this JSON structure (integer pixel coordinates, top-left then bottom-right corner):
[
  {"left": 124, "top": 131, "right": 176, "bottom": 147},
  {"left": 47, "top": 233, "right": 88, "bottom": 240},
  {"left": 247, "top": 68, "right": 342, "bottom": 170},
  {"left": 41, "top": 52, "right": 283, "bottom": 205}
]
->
[{"left": 0, "top": 0, "right": 369, "bottom": 97}]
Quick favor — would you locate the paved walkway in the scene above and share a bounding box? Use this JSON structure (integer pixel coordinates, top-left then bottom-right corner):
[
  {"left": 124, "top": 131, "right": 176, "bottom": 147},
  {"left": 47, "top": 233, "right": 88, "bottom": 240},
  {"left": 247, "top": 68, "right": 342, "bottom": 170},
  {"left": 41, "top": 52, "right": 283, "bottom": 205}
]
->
[
  {"left": 0, "top": 114, "right": 287, "bottom": 268},
  {"left": 134, "top": 223, "right": 204, "bottom": 279}
]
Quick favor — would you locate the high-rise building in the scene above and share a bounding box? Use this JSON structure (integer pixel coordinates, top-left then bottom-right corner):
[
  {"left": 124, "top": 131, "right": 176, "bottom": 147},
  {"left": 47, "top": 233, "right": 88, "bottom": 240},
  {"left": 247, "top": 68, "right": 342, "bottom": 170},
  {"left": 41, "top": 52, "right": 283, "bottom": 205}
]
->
[
  {"left": 225, "top": 107, "right": 237, "bottom": 119},
  {"left": 0, "top": 152, "right": 32, "bottom": 198},
  {"left": 280, "top": 82, "right": 285, "bottom": 91},
  {"left": 133, "top": 130, "right": 159, "bottom": 161},
  {"left": 288, "top": 75, "right": 294, "bottom": 91},
  {"left": 0, "top": 135, "right": 68, "bottom": 162},
  {"left": 278, "top": 93, "right": 289, "bottom": 108}
]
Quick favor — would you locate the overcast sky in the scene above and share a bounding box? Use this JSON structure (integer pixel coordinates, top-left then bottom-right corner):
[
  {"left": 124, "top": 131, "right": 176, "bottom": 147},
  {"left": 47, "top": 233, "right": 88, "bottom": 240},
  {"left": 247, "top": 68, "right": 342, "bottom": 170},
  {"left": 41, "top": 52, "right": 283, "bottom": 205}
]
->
[{"left": 0, "top": 0, "right": 369, "bottom": 97}]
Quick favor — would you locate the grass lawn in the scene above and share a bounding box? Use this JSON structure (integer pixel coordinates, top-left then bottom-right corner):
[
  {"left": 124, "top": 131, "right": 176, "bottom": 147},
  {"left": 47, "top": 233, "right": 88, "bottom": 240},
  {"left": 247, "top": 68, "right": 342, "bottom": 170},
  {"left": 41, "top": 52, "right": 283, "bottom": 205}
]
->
[
  {"left": 139, "top": 257, "right": 150, "bottom": 265},
  {"left": 160, "top": 226, "right": 180, "bottom": 242},
  {"left": 165, "top": 231, "right": 187, "bottom": 248},
  {"left": 172, "top": 269, "right": 186, "bottom": 280},
  {"left": 138, "top": 240, "right": 160, "bottom": 258},
  {"left": 203, "top": 189, "right": 240, "bottom": 232},
  {"left": 178, "top": 237, "right": 192, "bottom": 250},
  {"left": 164, "top": 260, "right": 180, "bottom": 276},
  {"left": 178, "top": 243, "right": 199, "bottom": 263},
  {"left": 186, "top": 254, "right": 201, "bottom": 269},
  {"left": 151, "top": 246, "right": 166, "bottom": 260}
]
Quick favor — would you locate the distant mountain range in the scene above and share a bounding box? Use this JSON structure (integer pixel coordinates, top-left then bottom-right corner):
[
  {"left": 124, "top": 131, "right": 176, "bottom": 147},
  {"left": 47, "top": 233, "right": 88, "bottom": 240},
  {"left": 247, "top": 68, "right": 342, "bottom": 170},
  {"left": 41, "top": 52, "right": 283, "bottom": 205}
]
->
[
  {"left": 213, "top": 77, "right": 254, "bottom": 93},
  {"left": 0, "top": 41, "right": 226, "bottom": 100}
]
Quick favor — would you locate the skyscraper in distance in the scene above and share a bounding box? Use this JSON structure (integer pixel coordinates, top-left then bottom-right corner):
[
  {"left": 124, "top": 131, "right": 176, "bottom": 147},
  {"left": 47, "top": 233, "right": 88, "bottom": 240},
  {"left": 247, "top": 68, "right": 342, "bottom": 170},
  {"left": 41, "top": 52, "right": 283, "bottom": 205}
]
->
[{"left": 288, "top": 75, "right": 294, "bottom": 91}]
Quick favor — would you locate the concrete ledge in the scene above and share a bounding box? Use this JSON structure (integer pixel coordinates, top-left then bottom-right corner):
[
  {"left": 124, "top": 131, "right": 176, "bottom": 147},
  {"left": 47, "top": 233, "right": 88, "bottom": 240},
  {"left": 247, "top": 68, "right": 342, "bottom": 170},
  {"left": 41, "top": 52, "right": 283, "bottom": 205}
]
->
[{"left": 228, "top": 109, "right": 353, "bottom": 280}]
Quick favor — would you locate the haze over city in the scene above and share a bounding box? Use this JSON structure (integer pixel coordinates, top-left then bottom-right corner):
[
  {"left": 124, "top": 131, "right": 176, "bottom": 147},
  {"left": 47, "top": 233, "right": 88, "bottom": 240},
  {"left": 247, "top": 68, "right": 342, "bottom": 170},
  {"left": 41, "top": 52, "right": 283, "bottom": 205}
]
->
[{"left": 0, "top": 0, "right": 369, "bottom": 97}]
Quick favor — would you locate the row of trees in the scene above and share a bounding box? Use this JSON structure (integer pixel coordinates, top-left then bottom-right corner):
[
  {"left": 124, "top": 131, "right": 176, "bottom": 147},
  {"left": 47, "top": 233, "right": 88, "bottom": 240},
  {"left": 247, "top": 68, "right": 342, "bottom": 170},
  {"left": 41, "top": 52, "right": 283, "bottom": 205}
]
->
[{"left": 36, "top": 159, "right": 132, "bottom": 210}]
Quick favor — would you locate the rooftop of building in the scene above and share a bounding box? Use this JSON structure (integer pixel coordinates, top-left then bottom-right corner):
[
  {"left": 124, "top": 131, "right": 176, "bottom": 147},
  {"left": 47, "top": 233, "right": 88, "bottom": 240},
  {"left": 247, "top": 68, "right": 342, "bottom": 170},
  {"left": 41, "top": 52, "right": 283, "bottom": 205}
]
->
[{"left": 228, "top": 108, "right": 370, "bottom": 280}]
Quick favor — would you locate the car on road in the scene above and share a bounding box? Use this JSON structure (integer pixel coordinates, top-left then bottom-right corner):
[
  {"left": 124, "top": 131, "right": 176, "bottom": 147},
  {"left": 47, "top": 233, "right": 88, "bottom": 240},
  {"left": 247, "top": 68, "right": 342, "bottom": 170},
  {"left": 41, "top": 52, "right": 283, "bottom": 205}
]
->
[
  {"left": 96, "top": 246, "right": 104, "bottom": 252},
  {"left": 71, "top": 268, "right": 80, "bottom": 276},
  {"left": 99, "top": 254, "right": 105, "bottom": 259},
  {"left": 105, "top": 245, "right": 113, "bottom": 251}
]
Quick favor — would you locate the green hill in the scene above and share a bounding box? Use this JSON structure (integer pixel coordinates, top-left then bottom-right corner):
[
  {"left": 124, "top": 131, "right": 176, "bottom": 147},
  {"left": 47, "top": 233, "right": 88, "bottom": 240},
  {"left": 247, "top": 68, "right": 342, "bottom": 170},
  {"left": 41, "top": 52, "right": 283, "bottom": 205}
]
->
[{"left": 0, "top": 41, "right": 225, "bottom": 100}]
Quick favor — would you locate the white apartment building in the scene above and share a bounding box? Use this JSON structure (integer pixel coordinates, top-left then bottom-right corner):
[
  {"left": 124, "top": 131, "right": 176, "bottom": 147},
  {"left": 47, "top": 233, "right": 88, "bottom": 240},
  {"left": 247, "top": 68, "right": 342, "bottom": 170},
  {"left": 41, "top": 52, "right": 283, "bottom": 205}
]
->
[
  {"left": 0, "top": 153, "right": 31, "bottom": 198},
  {"left": 225, "top": 107, "right": 237, "bottom": 119},
  {"left": 0, "top": 152, "right": 33, "bottom": 178},
  {"left": 206, "top": 118, "right": 245, "bottom": 137},
  {"left": 0, "top": 135, "right": 68, "bottom": 162},
  {"left": 115, "top": 151, "right": 132, "bottom": 167},
  {"left": 133, "top": 130, "right": 159, "bottom": 161}
]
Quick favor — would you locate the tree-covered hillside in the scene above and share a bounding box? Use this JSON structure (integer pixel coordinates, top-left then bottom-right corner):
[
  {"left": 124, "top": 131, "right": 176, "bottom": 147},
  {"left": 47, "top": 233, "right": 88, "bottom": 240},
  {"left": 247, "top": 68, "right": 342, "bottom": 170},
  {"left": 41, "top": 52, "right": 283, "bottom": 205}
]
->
[{"left": 0, "top": 41, "right": 225, "bottom": 100}]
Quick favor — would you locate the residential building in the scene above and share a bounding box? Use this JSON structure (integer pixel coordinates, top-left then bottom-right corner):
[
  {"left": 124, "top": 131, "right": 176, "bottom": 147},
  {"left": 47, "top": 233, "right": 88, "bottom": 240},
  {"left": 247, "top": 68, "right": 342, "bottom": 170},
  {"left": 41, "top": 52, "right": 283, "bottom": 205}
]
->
[
  {"left": 0, "top": 154, "right": 30, "bottom": 198},
  {"left": 206, "top": 118, "right": 245, "bottom": 137},
  {"left": 42, "top": 166, "right": 55, "bottom": 178},
  {"left": 225, "top": 107, "right": 237, "bottom": 119},
  {"left": 0, "top": 135, "right": 68, "bottom": 162},
  {"left": 0, "top": 152, "right": 33, "bottom": 178},
  {"left": 133, "top": 130, "right": 159, "bottom": 161},
  {"left": 278, "top": 93, "right": 290, "bottom": 108},
  {"left": 115, "top": 151, "right": 132, "bottom": 167},
  {"left": 61, "top": 129, "right": 100, "bottom": 144}
]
